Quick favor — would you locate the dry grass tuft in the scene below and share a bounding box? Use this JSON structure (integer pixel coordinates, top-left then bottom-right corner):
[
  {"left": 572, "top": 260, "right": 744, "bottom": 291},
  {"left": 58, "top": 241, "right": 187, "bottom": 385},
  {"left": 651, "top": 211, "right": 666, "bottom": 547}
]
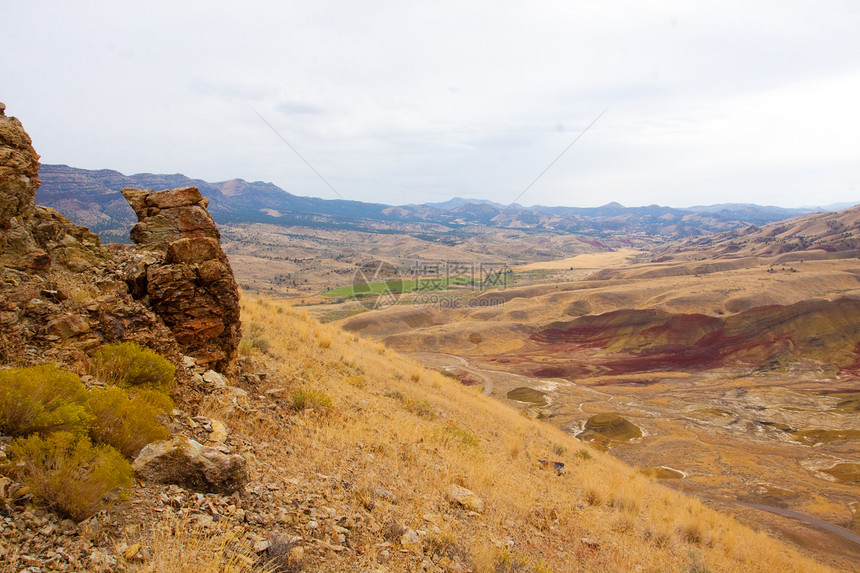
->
[{"left": 129, "top": 518, "right": 272, "bottom": 573}]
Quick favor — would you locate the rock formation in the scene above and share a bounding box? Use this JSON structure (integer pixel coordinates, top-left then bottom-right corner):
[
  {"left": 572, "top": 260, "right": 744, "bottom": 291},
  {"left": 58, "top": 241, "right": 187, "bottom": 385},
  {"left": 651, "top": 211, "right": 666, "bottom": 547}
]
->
[
  {"left": 0, "top": 103, "right": 177, "bottom": 366},
  {"left": 132, "top": 435, "right": 248, "bottom": 494},
  {"left": 122, "top": 186, "right": 241, "bottom": 371},
  {"left": 0, "top": 101, "right": 38, "bottom": 229}
]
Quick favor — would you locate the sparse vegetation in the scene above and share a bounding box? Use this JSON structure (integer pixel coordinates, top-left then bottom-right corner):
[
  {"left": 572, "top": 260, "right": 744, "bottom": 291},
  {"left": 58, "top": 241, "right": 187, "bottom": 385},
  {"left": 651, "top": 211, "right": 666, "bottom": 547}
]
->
[
  {"left": 13, "top": 292, "right": 826, "bottom": 571},
  {"left": 291, "top": 387, "right": 332, "bottom": 411},
  {"left": 224, "top": 293, "right": 832, "bottom": 572},
  {"left": 239, "top": 321, "right": 272, "bottom": 356},
  {"left": 90, "top": 341, "right": 175, "bottom": 393},
  {"left": 6, "top": 431, "right": 133, "bottom": 521}
]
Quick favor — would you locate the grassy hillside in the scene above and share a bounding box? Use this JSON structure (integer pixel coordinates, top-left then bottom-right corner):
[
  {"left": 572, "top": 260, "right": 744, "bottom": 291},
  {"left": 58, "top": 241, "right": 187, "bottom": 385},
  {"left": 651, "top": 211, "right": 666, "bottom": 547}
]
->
[{"left": 126, "top": 294, "right": 830, "bottom": 572}]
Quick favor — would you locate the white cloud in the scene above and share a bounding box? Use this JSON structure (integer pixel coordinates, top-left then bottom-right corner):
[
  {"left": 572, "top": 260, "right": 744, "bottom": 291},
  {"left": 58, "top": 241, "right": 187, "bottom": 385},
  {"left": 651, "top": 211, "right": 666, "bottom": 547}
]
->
[{"left": 4, "top": 0, "right": 859, "bottom": 207}]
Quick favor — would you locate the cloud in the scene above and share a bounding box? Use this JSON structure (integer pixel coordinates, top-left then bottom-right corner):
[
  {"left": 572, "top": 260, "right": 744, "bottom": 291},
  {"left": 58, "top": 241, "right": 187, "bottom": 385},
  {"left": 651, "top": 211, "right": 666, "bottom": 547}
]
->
[{"left": 3, "top": 0, "right": 859, "bottom": 207}]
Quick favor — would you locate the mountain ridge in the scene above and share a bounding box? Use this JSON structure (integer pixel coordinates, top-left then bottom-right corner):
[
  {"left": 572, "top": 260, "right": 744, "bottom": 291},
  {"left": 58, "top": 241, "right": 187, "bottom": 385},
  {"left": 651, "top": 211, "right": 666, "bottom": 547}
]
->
[{"left": 37, "top": 164, "right": 826, "bottom": 243}]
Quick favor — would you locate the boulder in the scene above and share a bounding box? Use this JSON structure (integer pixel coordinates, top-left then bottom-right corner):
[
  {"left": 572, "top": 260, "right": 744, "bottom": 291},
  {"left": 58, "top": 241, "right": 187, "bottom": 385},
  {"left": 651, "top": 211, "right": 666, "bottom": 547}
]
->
[
  {"left": 446, "top": 484, "right": 485, "bottom": 513},
  {"left": 132, "top": 435, "right": 248, "bottom": 494},
  {"left": 122, "top": 186, "right": 241, "bottom": 371}
]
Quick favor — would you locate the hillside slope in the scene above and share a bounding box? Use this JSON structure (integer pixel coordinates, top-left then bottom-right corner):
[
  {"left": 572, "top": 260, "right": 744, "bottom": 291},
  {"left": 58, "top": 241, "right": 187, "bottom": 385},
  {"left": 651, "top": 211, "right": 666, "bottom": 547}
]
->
[
  {"left": 1, "top": 294, "right": 835, "bottom": 572},
  {"left": 163, "top": 295, "right": 832, "bottom": 572}
]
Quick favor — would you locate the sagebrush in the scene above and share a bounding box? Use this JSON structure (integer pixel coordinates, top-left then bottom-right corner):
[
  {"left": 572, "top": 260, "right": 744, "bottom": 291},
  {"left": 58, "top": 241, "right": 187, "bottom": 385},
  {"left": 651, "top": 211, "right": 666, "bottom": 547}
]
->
[
  {"left": 0, "top": 364, "right": 92, "bottom": 437},
  {"left": 7, "top": 431, "right": 133, "bottom": 521},
  {"left": 90, "top": 341, "right": 175, "bottom": 393}
]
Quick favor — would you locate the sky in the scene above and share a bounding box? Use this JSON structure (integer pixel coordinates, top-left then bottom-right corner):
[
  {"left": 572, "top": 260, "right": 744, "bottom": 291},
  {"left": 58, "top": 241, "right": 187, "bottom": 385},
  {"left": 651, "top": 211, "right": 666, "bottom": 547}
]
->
[{"left": 4, "top": 1, "right": 860, "bottom": 208}]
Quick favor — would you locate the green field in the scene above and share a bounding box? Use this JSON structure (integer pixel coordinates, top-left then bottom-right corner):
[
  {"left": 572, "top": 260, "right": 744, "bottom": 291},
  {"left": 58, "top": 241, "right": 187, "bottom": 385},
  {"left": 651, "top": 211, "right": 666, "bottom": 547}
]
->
[{"left": 322, "top": 276, "right": 476, "bottom": 297}]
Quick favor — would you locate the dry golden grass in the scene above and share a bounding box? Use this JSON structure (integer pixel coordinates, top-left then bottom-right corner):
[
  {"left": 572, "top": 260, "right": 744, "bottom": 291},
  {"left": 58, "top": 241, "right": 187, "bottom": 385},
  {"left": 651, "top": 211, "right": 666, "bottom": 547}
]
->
[
  {"left": 142, "top": 293, "right": 832, "bottom": 572},
  {"left": 129, "top": 517, "right": 272, "bottom": 573},
  {"left": 514, "top": 248, "right": 646, "bottom": 271}
]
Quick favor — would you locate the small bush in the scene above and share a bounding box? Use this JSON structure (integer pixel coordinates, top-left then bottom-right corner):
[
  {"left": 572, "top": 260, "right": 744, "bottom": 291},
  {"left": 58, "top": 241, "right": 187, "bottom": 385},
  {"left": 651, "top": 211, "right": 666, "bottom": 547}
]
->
[
  {"left": 239, "top": 322, "right": 272, "bottom": 356},
  {"left": 8, "top": 432, "right": 133, "bottom": 521},
  {"left": 85, "top": 386, "right": 169, "bottom": 459},
  {"left": 132, "top": 388, "right": 175, "bottom": 414},
  {"left": 0, "top": 365, "right": 92, "bottom": 437},
  {"left": 434, "top": 423, "right": 479, "bottom": 449},
  {"left": 292, "top": 388, "right": 332, "bottom": 411},
  {"left": 407, "top": 398, "right": 436, "bottom": 419},
  {"left": 575, "top": 448, "right": 592, "bottom": 461},
  {"left": 90, "top": 342, "right": 175, "bottom": 393}
]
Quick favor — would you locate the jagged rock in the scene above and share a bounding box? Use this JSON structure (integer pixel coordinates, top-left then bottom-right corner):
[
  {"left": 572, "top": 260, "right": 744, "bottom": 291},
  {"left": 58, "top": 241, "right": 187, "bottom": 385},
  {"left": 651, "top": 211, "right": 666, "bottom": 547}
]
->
[
  {"left": 208, "top": 419, "right": 228, "bottom": 443},
  {"left": 202, "top": 370, "right": 228, "bottom": 388},
  {"left": 446, "top": 484, "right": 485, "bottom": 513},
  {"left": 0, "top": 101, "right": 39, "bottom": 230},
  {"left": 123, "top": 186, "right": 217, "bottom": 247},
  {"left": 0, "top": 105, "right": 181, "bottom": 366},
  {"left": 400, "top": 528, "right": 422, "bottom": 553},
  {"left": 132, "top": 435, "right": 248, "bottom": 494},
  {"left": 122, "top": 186, "right": 240, "bottom": 371}
]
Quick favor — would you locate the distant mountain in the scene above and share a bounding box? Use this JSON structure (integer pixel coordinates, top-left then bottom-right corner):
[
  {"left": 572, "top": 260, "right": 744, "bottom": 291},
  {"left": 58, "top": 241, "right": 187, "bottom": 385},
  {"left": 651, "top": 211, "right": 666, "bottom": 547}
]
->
[
  {"left": 36, "top": 164, "right": 826, "bottom": 243},
  {"left": 420, "top": 197, "right": 510, "bottom": 209},
  {"left": 653, "top": 204, "right": 860, "bottom": 262},
  {"left": 684, "top": 203, "right": 816, "bottom": 219}
]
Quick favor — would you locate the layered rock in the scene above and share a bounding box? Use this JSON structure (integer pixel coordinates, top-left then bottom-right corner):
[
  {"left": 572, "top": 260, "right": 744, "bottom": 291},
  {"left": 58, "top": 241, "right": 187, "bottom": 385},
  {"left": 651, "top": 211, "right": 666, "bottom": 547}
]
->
[
  {"left": 0, "top": 101, "right": 38, "bottom": 229},
  {"left": 0, "top": 104, "right": 178, "bottom": 366},
  {"left": 122, "top": 186, "right": 241, "bottom": 371}
]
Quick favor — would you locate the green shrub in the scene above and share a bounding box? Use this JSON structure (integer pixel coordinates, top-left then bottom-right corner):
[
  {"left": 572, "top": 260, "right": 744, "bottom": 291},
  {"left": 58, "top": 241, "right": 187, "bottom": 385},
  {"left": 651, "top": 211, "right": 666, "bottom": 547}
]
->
[
  {"left": 90, "top": 342, "right": 175, "bottom": 393},
  {"left": 85, "top": 386, "right": 169, "bottom": 459},
  {"left": 292, "top": 388, "right": 332, "bottom": 411},
  {"left": 7, "top": 432, "right": 133, "bottom": 521},
  {"left": 0, "top": 365, "right": 92, "bottom": 437}
]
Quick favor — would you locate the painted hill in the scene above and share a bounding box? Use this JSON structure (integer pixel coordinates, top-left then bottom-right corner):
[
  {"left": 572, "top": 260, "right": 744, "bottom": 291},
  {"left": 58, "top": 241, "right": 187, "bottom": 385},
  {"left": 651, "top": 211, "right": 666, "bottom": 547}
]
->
[{"left": 652, "top": 204, "right": 860, "bottom": 262}]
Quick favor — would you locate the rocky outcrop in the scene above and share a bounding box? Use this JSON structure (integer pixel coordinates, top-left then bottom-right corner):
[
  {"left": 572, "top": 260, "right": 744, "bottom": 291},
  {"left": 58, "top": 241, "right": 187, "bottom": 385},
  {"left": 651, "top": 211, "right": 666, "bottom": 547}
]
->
[
  {"left": 132, "top": 435, "right": 248, "bottom": 494},
  {"left": 0, "top": 102, "right": 38, "bottom": 229},
  {"left": 0, "top": 104, "right": 179, "bottom": 366},
  {"left": 122, "top": 186, "right": 241, "bottom": 371}
]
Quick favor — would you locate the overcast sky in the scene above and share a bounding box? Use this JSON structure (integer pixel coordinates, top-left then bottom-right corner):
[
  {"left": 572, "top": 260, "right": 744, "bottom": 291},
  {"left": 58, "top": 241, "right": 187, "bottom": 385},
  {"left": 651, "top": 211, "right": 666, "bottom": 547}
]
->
[{"left": 5, "top": 1, "right": 860, "bottom": 208}]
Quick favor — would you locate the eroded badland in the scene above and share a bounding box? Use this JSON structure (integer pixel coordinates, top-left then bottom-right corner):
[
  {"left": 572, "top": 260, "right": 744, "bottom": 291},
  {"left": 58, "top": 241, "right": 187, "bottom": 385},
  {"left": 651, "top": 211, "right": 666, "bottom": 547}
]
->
[{"left": 319, "top": 211, "right": 860, "bottom": 570}]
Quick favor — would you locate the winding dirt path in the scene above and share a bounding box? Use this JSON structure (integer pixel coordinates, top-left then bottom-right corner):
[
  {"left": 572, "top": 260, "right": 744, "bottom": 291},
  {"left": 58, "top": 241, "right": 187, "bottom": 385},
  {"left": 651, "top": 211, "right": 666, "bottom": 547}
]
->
[
  {"left": 706, "top": 498, "right": 860, "bottom": 546},
  {"left": 411, "top": 352, "right": 494, "bottom": 395}
]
